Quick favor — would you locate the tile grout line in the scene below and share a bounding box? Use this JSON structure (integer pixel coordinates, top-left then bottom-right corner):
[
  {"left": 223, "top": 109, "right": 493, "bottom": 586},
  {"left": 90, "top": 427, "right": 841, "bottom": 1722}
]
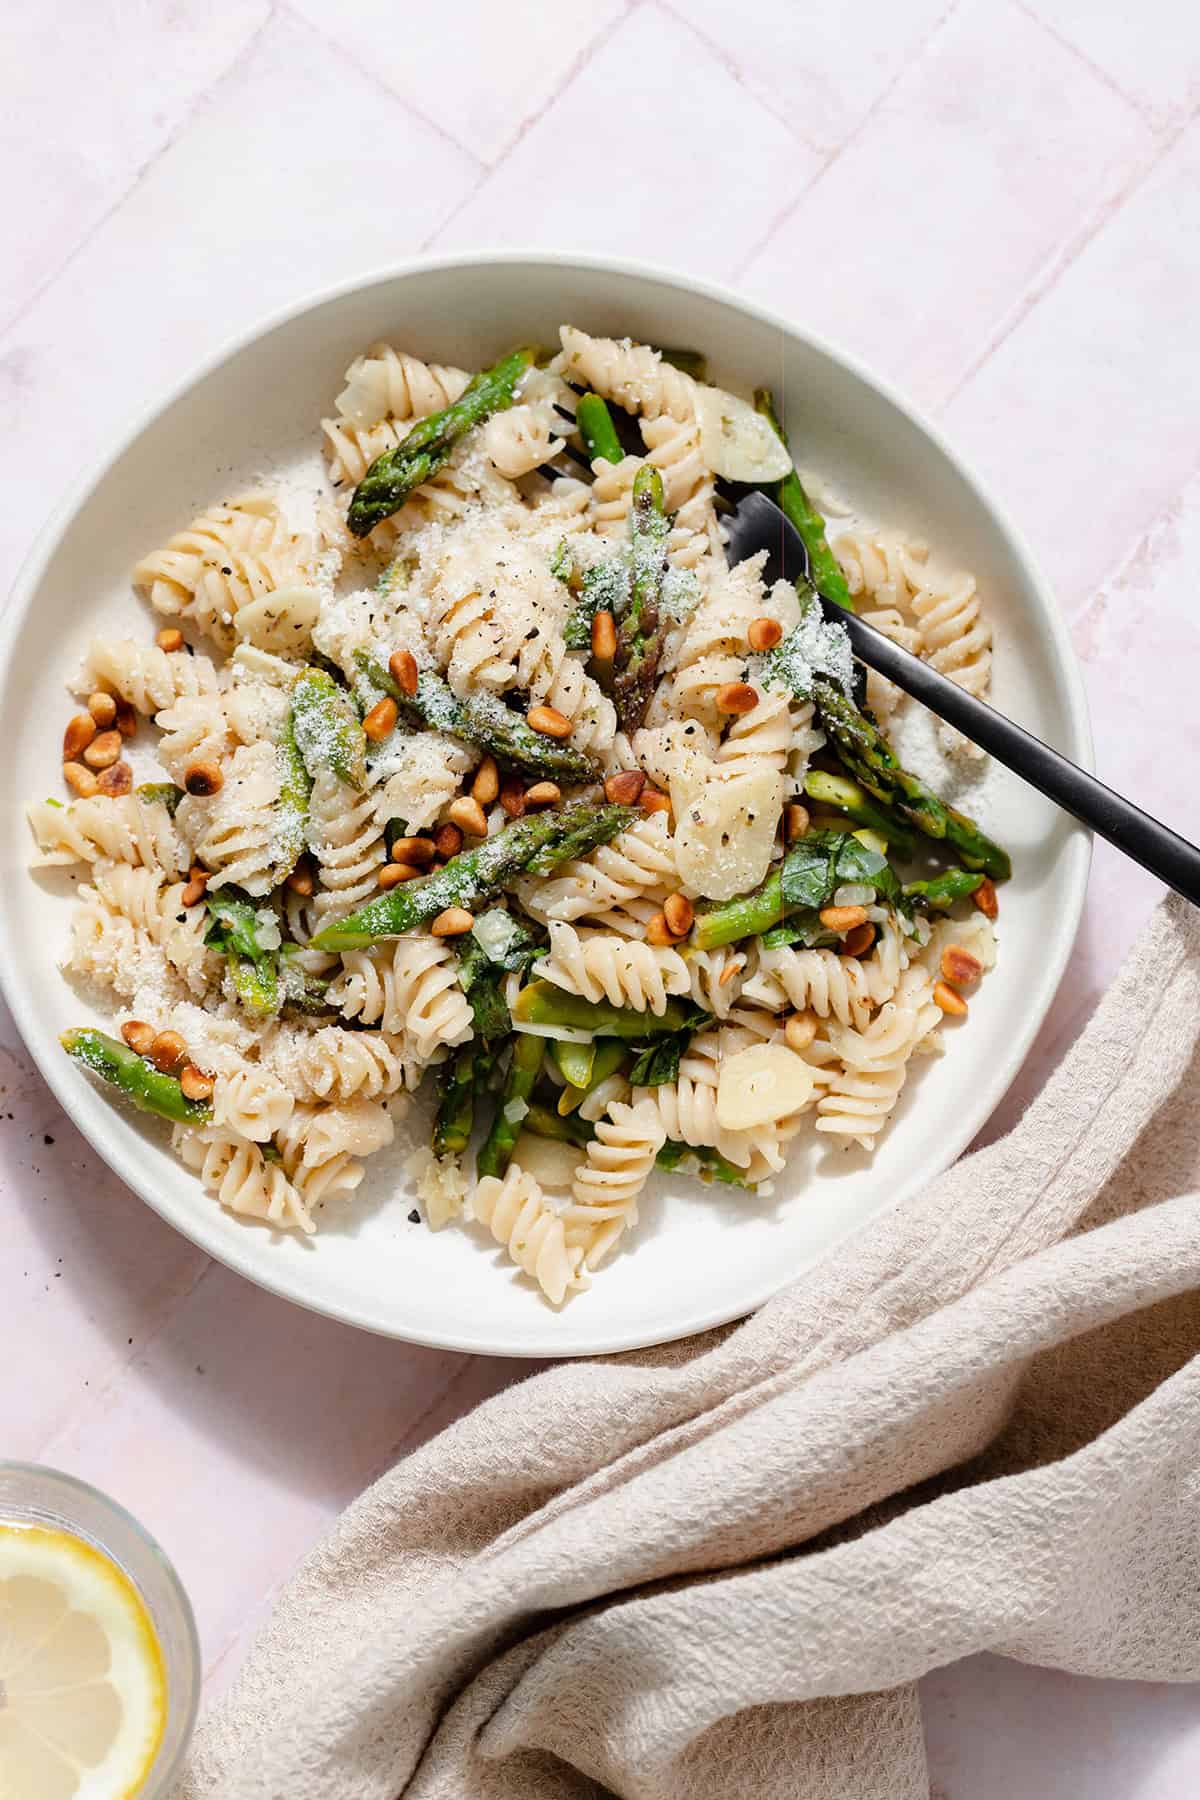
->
[
  {"left": 729, "top": 0, "right": 965, "bottom": 284},
  {"left": 275, "top": 0, "right": 484, "bottom": 167},
  {"left": 1014, "top": 0, "right": 1167, "bottom": 132},
  {"left": 0, "top": 1, "right": 284, "bottom": 345},
  {"left": 654, "top": 0, "right": 827, "bottom": 157},
  {"left": 419, "top": 0, "right": 639, "bottom": 252},
  {"left": 1069, "top": 444, "right": 1200, "bottom": 632}
]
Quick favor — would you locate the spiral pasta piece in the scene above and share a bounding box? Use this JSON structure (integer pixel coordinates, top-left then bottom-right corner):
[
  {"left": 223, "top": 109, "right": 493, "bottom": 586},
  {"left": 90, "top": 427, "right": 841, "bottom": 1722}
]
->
[
  {"left": 815, "top": 969, "right": 941, "bottom": 1150},
  {"left": 275, "top": 1098, "right": 393, "bottom": 1211},
  {"left": 333, "top": 344, "right": 470, "bottom": 430},
  {"left": 471, "top": 1165, "right": 587, "bottom": 1306},
  {"left": 212, "top": 1064, "right": 295, "bottom": 1142},
  {"left": 133, "top": 493, "right": 314, "bottom": 651},
  {"left": 328, "top": 934, "right": 472, "bottom": 1065},
  {"left": 308, "top": 769, "right": 388, "bottom": 926},
  {"left": 565, "top": 1100, "right": 666, "bottom": 1268},
  {"left": 480, "top": 403, "right": 565, "bottom": 479},
  {"left": 539, "top": 922, "right": 690, "bottom": 1016},
  {"left": 176, "top": 740, "right": 281, "bottom": 895},
  {"left": 29, "top": 795, "right": 186, "bottom": 873},
  {"left": 511, "top": 812, "right": 677, "bottom": 924},
  {"left": 263, "top": 1025, "right": 414, "bottom": 1102},
  {"left": 88, "top": 863, "right": 216, "bottom": 995},
  {"left": 77, "top": 639, "right": 220, "bottom": 714},
  {"left": 745, "top": 919, "right": 910, "bottom": 1031},
  {"left": 174, "top": 1123, "right": 313, "bottom": 1233},
  {"left": 558, "top": 327, "right": 696, "bottom": 421}
]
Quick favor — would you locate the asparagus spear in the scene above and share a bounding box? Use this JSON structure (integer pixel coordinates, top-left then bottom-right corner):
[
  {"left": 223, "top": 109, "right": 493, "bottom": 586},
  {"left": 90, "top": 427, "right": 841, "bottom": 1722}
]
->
[
  {"left": 311, "top": 803, "right": 634, "bottom": 951},
  {"left": 802, "top": 769, "right": 917, "bottom": 860},
  {"left": 691, "top": 829, "right": 904, "bottom": 950},
  {"left": 904, "top": 868, "right": 985, "bottom": 910},
  {"left": 354, "top": 654, "right": 596, "bottom": 782},
  {"left": 348, "top": 346, "right": 537, "bottom": 535},
  {"left": 613, "top": 465, "right": 669, "bottom": 730},
  {"left": 433, "top": 1044, "right": 479, "bottom": 1159},
  {"left": 556, "top": 1037, "right": 627, "bottom": 1115},
  {"left": 135, "top": 781, "right": 183, "bottom": 816},
  {"left": 511, "top": 980, "right": 696, "bottom": 1039},
  {"left": 814, "top": 680, "right": 1011, "bottom": 880},
  {"left": 753, "top": 388, "right": 854, "bottom": 613},
  {"left": 290, "top": 668, "right": 365, "bottom": 788},
  {"left": 62, "top": 1028, "right": 212, "bottom": 1124},
  {"left": 524, "top": 1104, "right": 752, "bottom": 1186},
  {"left": 477, "top": 1033, "right": 545, "bottom": 1180},
  {"left": 576, "top": 393, "right": 624, "bottom": 465},
  {"left": 204, "top": 893, "right": 280, "bottom": 1016},
  {"left": 272, "top": 708, "right": 312, "bottom": 883}
]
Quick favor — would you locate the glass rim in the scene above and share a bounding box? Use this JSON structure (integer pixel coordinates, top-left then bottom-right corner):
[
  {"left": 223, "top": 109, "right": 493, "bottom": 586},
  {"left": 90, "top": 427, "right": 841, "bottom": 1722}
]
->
[{"left": 0, "top": 1459, "right": 202, "bottom": 1792}]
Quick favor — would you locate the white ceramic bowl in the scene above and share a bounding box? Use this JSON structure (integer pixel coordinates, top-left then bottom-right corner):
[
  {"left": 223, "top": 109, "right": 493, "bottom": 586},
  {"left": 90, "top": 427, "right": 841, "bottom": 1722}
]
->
[{"left": 0, "top": 253, "right": 1091, "bottom": 1358}]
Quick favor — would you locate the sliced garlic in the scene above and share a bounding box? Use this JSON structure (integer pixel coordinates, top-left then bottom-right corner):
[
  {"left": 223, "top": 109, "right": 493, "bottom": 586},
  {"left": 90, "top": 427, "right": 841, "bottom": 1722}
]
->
[
  {"left": 673, "top": 766, "right": 783, "bottom": 902},
  {"left": 716, "top": 1044, "right": 815, "bottom": 1131},
  {"left": 511, "top": 1132, "right": 584, "bottom": 1190},
  {"left": 694, "top": 385, "right": 794, "bottom": 483}
]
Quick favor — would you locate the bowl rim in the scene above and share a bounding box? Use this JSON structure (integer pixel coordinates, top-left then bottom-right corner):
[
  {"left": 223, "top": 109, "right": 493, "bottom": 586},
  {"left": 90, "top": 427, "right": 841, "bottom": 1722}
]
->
[{"left": 1, "top": 248, "right": 1093, "bottom": 1355}]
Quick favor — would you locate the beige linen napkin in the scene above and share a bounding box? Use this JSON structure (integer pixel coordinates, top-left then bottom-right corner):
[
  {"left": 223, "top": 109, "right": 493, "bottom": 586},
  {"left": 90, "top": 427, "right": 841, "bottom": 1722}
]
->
[{"left": 177, "top": 894, "right": 1200, "bottom": 1800}]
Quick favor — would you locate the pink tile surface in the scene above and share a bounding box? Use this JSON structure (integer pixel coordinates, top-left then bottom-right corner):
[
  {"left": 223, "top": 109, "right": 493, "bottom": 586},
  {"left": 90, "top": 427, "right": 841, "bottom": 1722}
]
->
[{"left": 4, "top": 4, "right": 1199, "bottom": 1794}]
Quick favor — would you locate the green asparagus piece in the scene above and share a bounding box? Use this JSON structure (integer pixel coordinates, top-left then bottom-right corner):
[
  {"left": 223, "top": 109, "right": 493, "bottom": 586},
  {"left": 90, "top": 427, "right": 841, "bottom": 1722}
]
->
[
  {"left": 290, "top": 668, "right": 365, "bottom": 789},
  {"left": 523, "top": 1105, "right": 752, "bottom": 1187},
  {"left": 557, "top": 1037, "right": 627, "bottom": 1115},
  {"left": 563, "top": 557, "right": 629, "bottom": 653},
  {"left": 348, "top": 346, "right": 537, "bottom": 535},
  {"left": 691, "top": 868, "right": 787, "bottom": 951},
  {"left": 551, "top": 1038, "right": 596, "bottom": 1089},
  {"left": 754, "top": 388, "right": 854, "bottom": 613},
  {"left": 691, "top": 829, "right": 904, "bottom": 951},
  {"left": 814, "top": 679, "right": 1011, "bottom": 880},
  {"left": 311, "top": 803, "right": 634, "bottom": 951},
  {"left": 613, "top": 464, "right": 669, "bottom": 730},
  {"left": 272, "top": 708, "right": 312, "bottom": 882},
  {"left": 433, "top": 1044, "right": 478, "bottom": 1158},
  {"left": 576, "top": 393, "right": 624, "bottom": 465},
  {"left": 455, "top": 937, "right": 514, "bottom": 1043},
  {"left": 477, "top": 1032, "right": 545, "bottom": 1180},
  {"left": 354, "top": 653, "right": 596, "bottom": 782},
  {"left": 62, "top": 1028, "right": 212, "bottom": 1124},
  {"left": 512, "top": 980, "right": 695, "bottom": 1039},
  {"left": 204, "top": 892, "right": 280, "bottom": 1016},
  {"left": 802, "top": 769, "right": 917, "bottom": 860},
  {"left": 135, "top": 781, "right": 183, "bottom": 816},
  {"left": 904, "top": 868, "right": 985, "bottom": 910}
]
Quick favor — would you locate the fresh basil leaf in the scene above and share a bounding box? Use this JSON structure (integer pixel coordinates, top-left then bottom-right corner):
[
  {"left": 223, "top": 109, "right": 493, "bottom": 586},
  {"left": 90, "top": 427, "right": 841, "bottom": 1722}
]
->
[{"left": 758, "top": 910, "right": 837, "bottom": 951}]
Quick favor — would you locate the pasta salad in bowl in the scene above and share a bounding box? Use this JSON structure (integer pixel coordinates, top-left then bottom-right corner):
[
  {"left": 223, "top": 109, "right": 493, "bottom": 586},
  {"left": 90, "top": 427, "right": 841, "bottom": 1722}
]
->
[{"left": 5, "top": 258, "right": 1089, "bottom": 1353}]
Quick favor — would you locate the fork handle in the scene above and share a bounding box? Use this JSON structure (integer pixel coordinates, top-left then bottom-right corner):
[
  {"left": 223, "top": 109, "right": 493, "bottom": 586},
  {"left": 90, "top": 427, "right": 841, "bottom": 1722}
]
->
[{"left": 836, "top": 606, "right": 1200, "bottom": 906}]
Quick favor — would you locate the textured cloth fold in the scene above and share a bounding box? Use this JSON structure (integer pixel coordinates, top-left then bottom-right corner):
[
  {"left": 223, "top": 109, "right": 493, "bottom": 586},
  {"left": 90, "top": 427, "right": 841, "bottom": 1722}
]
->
[{"left": 177, "top": 895, "right": 1200, "bottom": 1800}]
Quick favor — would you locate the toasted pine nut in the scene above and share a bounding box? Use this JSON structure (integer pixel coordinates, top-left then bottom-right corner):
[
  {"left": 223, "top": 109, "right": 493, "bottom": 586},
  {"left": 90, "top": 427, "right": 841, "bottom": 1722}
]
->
[
  {"left": 718, "top": 956, "right": 743, "bottom": 987},
  {"left": 180, "top": 1064, "right": 215, "bottom": 1102},
  {"left": 591, "top": 609, "right": 617, "bottom": 660},
  {"left": 841, "top": 922, "right": 875, "bottom": 958},
  {"left": 973, "top": 877, "right": 999, "bottom": 919},
  {"left": 362, "top": 697, "right": 398, "bottom": 742},
  {"left": 447, "top": 795, "right": 488, "bottom": 837},
  {"left": 63, "top": 713, "right": 97, "bottom": 759},
  {"left": 388, "top": 649, "right": 419, "bottom": 696},
  {"left": 933, "top": 981, "right": 968, "bottom": 1017},
  {"left": 156, "top": 627, "right": 185, "bottom": 654},
  {"left": 604, "top": 769, "right": 646, "bottom": 806},
  {"left": 63, "top": 761, "right": 99, "bottom": 798},
  {"left": 180, "top": 877, "right": 207, "bottom": 907},
  {"left": 87, "top": 691, "right": 117, "bottom": 727},
  {"left": 431, "top": 907, "right": 474, "bottom": 937},
  {"left": 640, "top": 788, "right": 671, "bottom": 816},
  {"left": 96, "top": 761, "right": 132, "bottom": 797},
  {"left": 390, "top": 836, "right": 435, "bottom": 867},
  {"left": 121, "top": 1019, "right": 156, "bottom": 1055},
  {"left": 525, "top": 781, "right": 561, "bottom": 807},
  {"left": 526, "top": 703, "right": 571, "bottom": 739},
  {"left": 785, "top": 1011, "right": 819, "bottom": 1053},
  {"left": 149, "top": 1030, "right": 188, "bottom": 1073},
  {"left": 434, "top": 822, "right": 464, "bottom": 858},
  {"left": 941, "top": 944, "right": 984, "bottom": 987},
  {"left": 115, "top": 702, "right": 138, "bottom": 739},
  {"left": 184, "top": 761, "right": 223, "bottom": 797},
  {"left": 747, "top": 616, "right": 783, "bottom": 652},
  {"left": 784, "top": 803, "right": 810, "bottom": 844},
  {"left": 285, "top": 861, "right": 314, "bottom": 896},
  {"left": 819, "top": 904, "right": 869, "bottom": 932},
  {"left": 472, "top": 755, "right": 499, "bottom": 805},
  {"left": 716, "top": 682, "right": 758, "bottom": 716},
  {"left": 499, "top": 776, "right": 526, "bottom": 818},
  {"left": 83, "top": 728, "right": 122, "bottom": 769},
  {"left": 378, "top": 863, "right": 418, "bottom": 888},
  {"left": 645, "top": 911, "right": 681, "bottom": 947},
  {"left": 663, "top": 892, "right": 694, "bottom": 937}
]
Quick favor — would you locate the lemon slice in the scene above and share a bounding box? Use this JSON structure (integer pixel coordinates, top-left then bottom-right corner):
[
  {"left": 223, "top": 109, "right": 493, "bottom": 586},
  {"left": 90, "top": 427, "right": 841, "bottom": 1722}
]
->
[{"left": 0, "top": 1523, "right": 166, "bottom": 1800}]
